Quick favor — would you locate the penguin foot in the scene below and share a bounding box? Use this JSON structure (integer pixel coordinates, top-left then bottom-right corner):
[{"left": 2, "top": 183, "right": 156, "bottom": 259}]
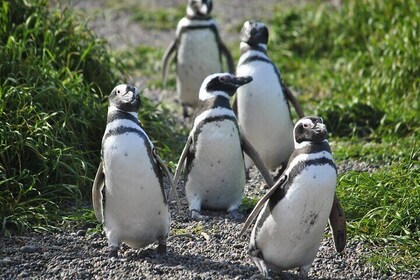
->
[
  {"left": 108, "top": 246, "right": 119, "bottom": 258},
  {"left": 245, "top": 169, "right": 251, "bottom": 181},
  {"left": 251, "top": 256, "right": 269, "bottom": 278},
  {"left": 191, "top": 209, "right": 208, "bottom": 221},
  {"left": 299, "top": 264, "right": 311, "bottom": 278},
  {"left": 156, "top": 243, "right": 167, "bottom": 255},
  {"left": 182, "top": 105, "right": 190, "bottom": 119}
]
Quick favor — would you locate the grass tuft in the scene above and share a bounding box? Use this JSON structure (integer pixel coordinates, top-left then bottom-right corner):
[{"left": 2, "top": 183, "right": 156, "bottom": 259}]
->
[{"left": 0, "top": 0, "right": 182, "bottom": 236}]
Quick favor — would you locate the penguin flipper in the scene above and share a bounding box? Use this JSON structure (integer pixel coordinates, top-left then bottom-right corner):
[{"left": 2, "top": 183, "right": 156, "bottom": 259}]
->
[
  {"left": 239, "top": 175, "right": 288, "bottom": 237},
  {"left": 240, "top": 133, "right": 274, "bottom": 187},
  {"left": 92, "top": 161, "right": 105, "bottom": 223},
  {"left": 153, "top": 149, "right": 180, "bottom": 209},
  {"left": 231, "top": 94, "right": 238, "bottom": 116},
  {"left": 162, "top": 40, "right": 177, "bottom": 87},
  {"left": 329, "top": 193, "right": 347, "bottom": 253},
  {"left": 283, "top": 84, "right": 305, "bottom": 118},
  {"left": 219, "top": 41, "right": 235, "bottom": 74},
  {"left": 173, "top": 135, "right": 192, "bottom": 190}
]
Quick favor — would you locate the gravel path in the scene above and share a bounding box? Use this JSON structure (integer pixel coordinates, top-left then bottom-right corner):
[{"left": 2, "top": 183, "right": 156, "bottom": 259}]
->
[
  {"left": 1, "top": 1, "right": 417, "bottom": 279},
  {"left": 1, "top": 167, "right": 417, "bottom": 279}
]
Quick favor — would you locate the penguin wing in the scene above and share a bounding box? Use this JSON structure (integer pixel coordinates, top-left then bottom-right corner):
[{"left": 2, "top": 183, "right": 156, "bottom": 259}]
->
[
  {"left": 240, "top": 133, "right": 274, "bottom": 187},
  {"left": 219, "top": 41, "right": 235, "bottom": 74},
  {"left": 329, "top": 193, "right": 347, "bottom": 252},
  {"left": 152, "top": 149, "right": 180, "bottom": 209},
  {"left": 239, "top": 174, "right": 288, "bottom": 237},
  {"left": 283, "top": 84, "right": 305, "bottom": 118},
  {"left": 173, "top": 135, "right": 193, "bottom": 188},
  {"left": 231, "top": 94, "right": 238, "bottom": 116},
  {"left": 209, "top": 24, "right": 235, "bottom": 74},
  {"left": 162, "top": 39, "right": 177, "bottom": 87},
  {"left": 92, "top": 161, "right": 105, "bottom": 223}
]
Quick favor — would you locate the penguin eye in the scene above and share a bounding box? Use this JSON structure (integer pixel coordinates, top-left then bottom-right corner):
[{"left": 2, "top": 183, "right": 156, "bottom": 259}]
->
[
  {"left": 303, "top": 123, "right": 310, "bottom": 129},
  {"left": 219, "top": 75, "right": 230, "bottom": 83}
]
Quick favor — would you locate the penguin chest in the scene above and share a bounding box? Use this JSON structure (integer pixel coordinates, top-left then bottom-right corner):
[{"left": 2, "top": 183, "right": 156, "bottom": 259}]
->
[
  {"left": 236, "top": 62, "right": 294, "bottom": 169},
  {"left": 186, "top": 120, "right": 246, "bottom": 210},
  {"left": 102, "top": 133, "right": 169, "bottom": 247},
  {"left": 176, "top": 30, "right": 222, "bottom": 105},
  {"left": 256, "top": 164, "right": 337, "bottom": 270}
]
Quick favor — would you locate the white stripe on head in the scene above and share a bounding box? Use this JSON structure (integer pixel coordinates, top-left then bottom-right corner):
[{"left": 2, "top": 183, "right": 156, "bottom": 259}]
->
[
  {"left": 293, "top": 118, "right": 316, "bottom": 148},
  {"left": 198, "top": 73, "right": 231, "bottom": 100}
]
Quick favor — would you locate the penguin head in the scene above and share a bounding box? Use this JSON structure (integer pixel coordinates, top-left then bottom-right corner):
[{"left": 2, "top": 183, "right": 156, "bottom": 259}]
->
[
  {"left": 241, "top": 21, "right": 269, "bottom": 48},
  {"left": 187, "top": 0, "right": 213, "bottom": 17},
  {"left": 199, "top": 73, "right": 253, "bottom": 100},
  {"left": 293, "top": 116, "right": 328, "bottom": 146},
  {"left": 108, "top": 84, "right": 141, "bottom": 112}
]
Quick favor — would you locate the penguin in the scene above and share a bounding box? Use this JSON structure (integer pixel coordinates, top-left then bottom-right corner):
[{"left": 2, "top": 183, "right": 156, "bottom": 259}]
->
[
  {"left": 92, "top": 84, "right": 174, "bottom": 258},
  {"left": 173, "top": 73, "right": 274, "bottom": 219},
  {"left": 234, "top": 21, "right": 304, "bottom": 172},
  {"left": 239, "top": 116, "right": 346, "bottom": 278},
  {"left": 162, "top": 0, "right": 235, "bottom": 118}
]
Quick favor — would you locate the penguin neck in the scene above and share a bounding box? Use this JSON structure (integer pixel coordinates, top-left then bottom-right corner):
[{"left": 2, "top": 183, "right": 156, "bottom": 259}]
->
[
  {"left": 294, "top": 139, "right": 331, "bottom": 152},
  {"left": 186, "top": 14, "right": 212, "bottom": 20},
  {"left": 199, "top": 90, "right": 230, "bottom": 101},
  {"left": 194, "top": 95, "right": 232, "bottom": 118},
  {"left": 108, "top": 105, "right": 138, "bottom": 120},
  {"left": 186, "top": 7, "right": 212, "bottom": 20},
  {"left": 240, "top": 42, "right": 267, "bottom": 54}
]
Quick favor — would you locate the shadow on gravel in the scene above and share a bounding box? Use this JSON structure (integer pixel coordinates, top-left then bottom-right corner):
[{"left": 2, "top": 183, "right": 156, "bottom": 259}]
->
[{"left": 124, "top": 247, "right": 329, "bottom": 280}]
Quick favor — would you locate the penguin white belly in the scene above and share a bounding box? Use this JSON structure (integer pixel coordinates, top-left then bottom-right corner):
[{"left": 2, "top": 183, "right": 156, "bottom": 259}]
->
[
  {"left": 186, "top": 120, "right": 246, "bottom": 210},
  {"left": 236, "top": 62, "right": 294, "bottom": 170},
  {"left": 256, "top": 164, "right": 336, "bottom": 270},
  {"left": 103, "top": 134, "right": 170, "bottom": 248},
  {"left": 177, "top": 30, "right": 222, "bottom": 106}
]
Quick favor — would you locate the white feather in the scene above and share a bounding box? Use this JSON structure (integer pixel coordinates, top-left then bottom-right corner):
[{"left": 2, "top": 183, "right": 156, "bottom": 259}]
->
[
  {"left": 254, "top": 163, "right": 336, "bottom": 270},
  {"left": 175, "top": 17, "right": 222, "bottom": 106},
  {"left": 102, "top": 119, "right": 169, "bottom": 249},
  {"left": 236, "top": 54, "right": 294, "bottom": 170},
  {"left": 186, "top": 119, "right": 245, "bottom": 211},
  {"left": 191, "top": 107, "right": 236, "bottom": 136}
]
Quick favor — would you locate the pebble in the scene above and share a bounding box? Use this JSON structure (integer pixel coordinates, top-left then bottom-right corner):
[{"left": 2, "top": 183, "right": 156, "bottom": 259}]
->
[
  {"left": 0, "top": 60, "right": 412, "bottom": 279},
  {"left": 20, "top": 245, "right": 38, "bottom": 254}
]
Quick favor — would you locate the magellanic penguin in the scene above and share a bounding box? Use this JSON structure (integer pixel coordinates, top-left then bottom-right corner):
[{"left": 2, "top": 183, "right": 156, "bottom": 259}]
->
[
  {"left": 234, "top": 21, "right": 304, "bottom": 172},
  {"left": 239, "top": 116, "right": 346, "bottom": 278},
  {"left": 173, "top": 73, "right": 274, "bottom": 219},
  {"left": 92, "top": 84, "right": 174, "bottom": 258},
  {"left": 162, "top": 0, "right": 235, "bottom": 118}
]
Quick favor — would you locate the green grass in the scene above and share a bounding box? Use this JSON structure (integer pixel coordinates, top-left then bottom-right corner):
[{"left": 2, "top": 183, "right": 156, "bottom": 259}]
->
[
  {"left": 266, "top": 0, "right": 419, "bottom": 273},
  {"left": 1, "top": 0, "right": 418, "bottom": 275},
  {"left": 0, "top": 0, "right": 183, "bottom": 236}
]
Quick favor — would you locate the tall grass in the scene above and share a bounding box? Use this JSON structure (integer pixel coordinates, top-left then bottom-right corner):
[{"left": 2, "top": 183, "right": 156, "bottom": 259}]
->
[
  {"left": 268, "top": 0, "right": 419, "bottom": 272},
  {"left": 270, "top": 0, "right": 418, "bottom": 137},
  {"left": 0, "top": 0, "right": 181, "bottom": 236}
]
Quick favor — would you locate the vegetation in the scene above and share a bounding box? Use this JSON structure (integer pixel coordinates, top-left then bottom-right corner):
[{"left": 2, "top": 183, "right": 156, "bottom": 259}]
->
[
  {"left": 266, "top": 0, "right": 419, "bottom": 273},
  {"left": 0, "top": 0, "right": 182, "bottom": 236},
  {"left": 0, "top": 0, "right": 418, "bottom": 274}
]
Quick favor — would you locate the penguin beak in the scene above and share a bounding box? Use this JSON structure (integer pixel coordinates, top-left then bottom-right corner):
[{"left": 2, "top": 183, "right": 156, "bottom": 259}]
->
[
  {"left": 230, "top": 75, "right": 253, "bottom": 87},
  {"left": 122, "top": 85, "right": 139, "bottom": 103},
  {"left": 314, "top": 122, "right": 326, "bottom": 131}
]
